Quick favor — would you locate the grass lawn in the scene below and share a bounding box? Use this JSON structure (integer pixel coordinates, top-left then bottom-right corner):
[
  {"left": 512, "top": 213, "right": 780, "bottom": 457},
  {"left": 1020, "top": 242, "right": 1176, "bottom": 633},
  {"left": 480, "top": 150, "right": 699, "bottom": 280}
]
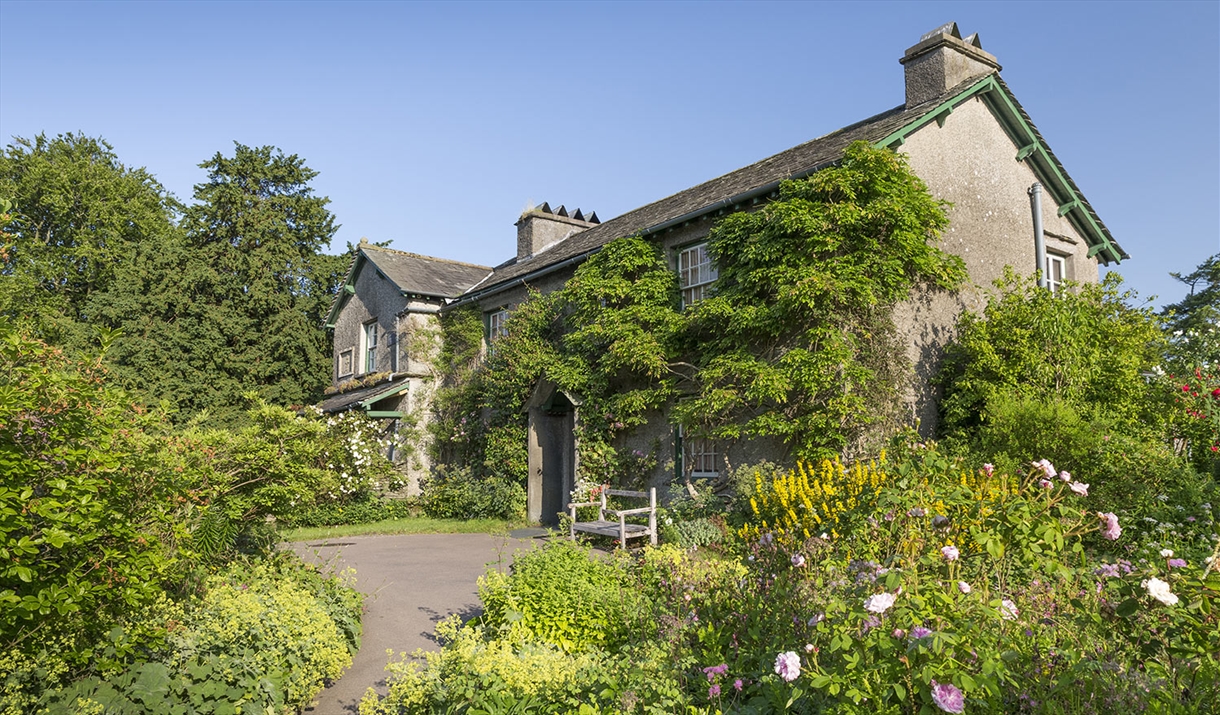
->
[{"left": 280, "top": 516, "right": 527, "bottom": 542}]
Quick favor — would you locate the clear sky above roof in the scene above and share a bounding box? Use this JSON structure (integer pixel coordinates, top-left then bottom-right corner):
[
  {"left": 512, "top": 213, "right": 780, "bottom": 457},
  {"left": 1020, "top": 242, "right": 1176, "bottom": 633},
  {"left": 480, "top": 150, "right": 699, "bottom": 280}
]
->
[{"left": 2, "top": 0, "right": 1216, "bottom": 309}]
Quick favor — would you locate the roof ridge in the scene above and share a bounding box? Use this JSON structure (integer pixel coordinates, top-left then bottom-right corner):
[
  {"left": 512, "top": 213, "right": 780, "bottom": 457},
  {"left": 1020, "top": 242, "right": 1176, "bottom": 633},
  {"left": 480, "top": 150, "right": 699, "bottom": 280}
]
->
[{"left": 361, "top": 243, "right": 492, "bottom": 270}]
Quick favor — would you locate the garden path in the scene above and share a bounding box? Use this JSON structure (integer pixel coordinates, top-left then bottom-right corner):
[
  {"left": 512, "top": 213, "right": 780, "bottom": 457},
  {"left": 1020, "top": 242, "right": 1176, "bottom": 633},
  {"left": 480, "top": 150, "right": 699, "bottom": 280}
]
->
[{"left": 289, "top": 533, "right": 538, "bottom": 714}]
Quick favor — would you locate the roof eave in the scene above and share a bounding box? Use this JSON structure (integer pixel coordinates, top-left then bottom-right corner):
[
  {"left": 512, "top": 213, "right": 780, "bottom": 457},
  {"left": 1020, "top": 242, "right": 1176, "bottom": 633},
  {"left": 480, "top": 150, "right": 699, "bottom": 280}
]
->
[{"left": 875, "top": 75, "right": 1126, "bottom": 265}]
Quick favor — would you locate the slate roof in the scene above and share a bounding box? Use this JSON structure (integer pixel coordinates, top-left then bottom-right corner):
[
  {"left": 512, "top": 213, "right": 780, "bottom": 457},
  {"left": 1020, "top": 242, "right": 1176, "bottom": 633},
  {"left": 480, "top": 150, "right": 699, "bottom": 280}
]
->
[
  {"left": 458, "top": 71, "right": 1124, "bottom": 302},
  {"left": 360, "top": 245, "right": 491, "bottom": 298},
  {"left": 318, "top": 375, "right": 410, "bottom": 413}
]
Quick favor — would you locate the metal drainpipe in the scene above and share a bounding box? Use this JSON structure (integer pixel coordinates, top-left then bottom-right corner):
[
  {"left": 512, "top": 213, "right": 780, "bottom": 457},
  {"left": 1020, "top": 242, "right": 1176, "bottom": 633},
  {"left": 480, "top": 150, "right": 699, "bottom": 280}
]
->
[{"left": 1028, "top": 183, "right": 1046, "bottom": 289}]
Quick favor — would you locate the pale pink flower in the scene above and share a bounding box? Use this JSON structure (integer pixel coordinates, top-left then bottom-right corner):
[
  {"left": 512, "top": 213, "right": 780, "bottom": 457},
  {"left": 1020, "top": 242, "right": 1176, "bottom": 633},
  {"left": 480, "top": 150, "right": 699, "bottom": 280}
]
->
[
  {"left": 1059, "top": 470, "right": 1072, "bottom": 482},
  {"left": 941, "top": 545, "right": 960, "bottom": 562},
  {"left": 804, "top": 643, "right": 815, "bottom": 653},
  {"left": 931, "top": 680, "right": 965, "bottom": 713},
  {"left": 1097, "top": 512, "right": 1122, "bottom": 540},
  {"left": 791, "top": 553, "right": 806, "bottom": 568},
  {"left": 957, "top": 581, "right": 971, "bottom": 594},
  {"left": 1032, "top": 459, "right": 1056, "bottom": 479},
  {"left": 982, "top": 463, "right": 994, "bottom": 477},
  {"left": 774, "top": 651, "right": 801, "bottom": 682},
  {"left": 1039, "top": 478, "right": 1052, "bottom": 489},
  {"left": 1070, "top": 482, "right": 1089, "bottom": 496},
  {"left": 1000, "top": 599, "right": 1019, "bottom": 620},
  {"left": 708, "top": 684, "right": 720, "bottom": 697},
  {"left": 733, "top": 679, "right": 743, "bottom": 692},
  {"left": 863, "top": 592, "right": 897, "bottom": 614}
]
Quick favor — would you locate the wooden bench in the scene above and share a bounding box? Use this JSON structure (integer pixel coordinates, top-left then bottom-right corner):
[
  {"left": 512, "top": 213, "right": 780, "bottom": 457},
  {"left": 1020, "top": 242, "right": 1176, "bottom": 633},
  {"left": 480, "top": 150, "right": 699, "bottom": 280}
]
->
[{"left": 568, "top": 487, "right": 657, "bottom": 549}]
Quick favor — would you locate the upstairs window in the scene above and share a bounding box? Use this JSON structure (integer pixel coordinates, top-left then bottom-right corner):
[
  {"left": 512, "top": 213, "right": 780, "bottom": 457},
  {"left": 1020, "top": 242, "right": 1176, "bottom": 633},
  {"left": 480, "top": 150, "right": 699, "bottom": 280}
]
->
[
  {"left": 337, "top": 349, "right": 354, "bottom": 379},
  {"left": 679, "top": 243, "right": 718, "bottom": 307},
  {"left": 1045, "top": 253, "right": 1066, "bottom": 294},
  {"left": 363, "top": 321, "right": 378, "bottom": 373},
  {"left": 488, "top": 309, "right": 509, "bottom": 342}
]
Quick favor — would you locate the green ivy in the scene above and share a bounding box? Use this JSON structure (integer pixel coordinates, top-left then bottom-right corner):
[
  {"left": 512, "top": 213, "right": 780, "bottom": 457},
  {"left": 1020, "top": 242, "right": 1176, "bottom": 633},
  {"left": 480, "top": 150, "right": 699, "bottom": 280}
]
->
[{"left": 431, "top": 142, "right": 965, "bottom": 491}]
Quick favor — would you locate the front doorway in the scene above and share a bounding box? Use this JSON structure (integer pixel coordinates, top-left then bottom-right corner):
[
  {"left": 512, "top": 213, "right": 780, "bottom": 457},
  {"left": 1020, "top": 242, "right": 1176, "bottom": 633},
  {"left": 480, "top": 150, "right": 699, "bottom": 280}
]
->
[{"left": 525, "top": 381, "right": 577, "bottom": 526}]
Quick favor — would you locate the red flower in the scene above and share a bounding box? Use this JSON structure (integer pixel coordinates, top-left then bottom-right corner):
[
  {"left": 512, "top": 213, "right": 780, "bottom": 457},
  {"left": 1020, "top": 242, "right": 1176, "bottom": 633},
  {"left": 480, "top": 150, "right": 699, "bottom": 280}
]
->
[
  {"left": 1212, "top": 388, "right": 1220, "bottom": 399},
  {"left": 1182, "top": 385, "right": 1191, "bottom": 392}
]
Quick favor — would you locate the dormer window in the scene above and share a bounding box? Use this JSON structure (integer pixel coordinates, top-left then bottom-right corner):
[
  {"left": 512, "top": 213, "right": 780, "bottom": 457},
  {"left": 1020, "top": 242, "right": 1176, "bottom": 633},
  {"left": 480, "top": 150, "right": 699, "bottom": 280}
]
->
[
  {"left": 679, "top": 243, "right": 718, "bottom": 307},
  {"left": 363, "top": 321, "right": 378, "bottom": 373}
]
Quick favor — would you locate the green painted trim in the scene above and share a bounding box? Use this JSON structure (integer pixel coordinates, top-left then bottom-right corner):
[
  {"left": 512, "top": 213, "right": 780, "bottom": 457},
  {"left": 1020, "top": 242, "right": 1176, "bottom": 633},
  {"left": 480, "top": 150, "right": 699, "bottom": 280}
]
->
[
  {"left": 344, "top": 284, "right": 356, "bottom": 295},
  {"left": 874, "top": 74, "right": 1122, "bottom": 265},
  {"left": 1016, "top": 142, "right": 1041, "bottom": 162},
  {"left": 1057, "top": 199, "right": 1082, "bottom": 217},
  {"left": 359, "top": 381, "right": 410, "bottom": 409},
  {"left": 977, "top": 82, "right": 1122, "bottom": 264},
  {"left": 365, "top": 410, "right": 405, "bottom": 418},
  {"left": 934, "top": 106, "right": 953, "bottom": 128},
  {"left": 874, "top": 76, "right": 997, "bottom": 149}
]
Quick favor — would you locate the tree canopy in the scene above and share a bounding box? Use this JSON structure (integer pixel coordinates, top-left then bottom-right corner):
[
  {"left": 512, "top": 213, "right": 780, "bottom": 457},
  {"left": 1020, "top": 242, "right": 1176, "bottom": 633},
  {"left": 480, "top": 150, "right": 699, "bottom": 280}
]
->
[
  {"left": 0, "top": 133, "right": 181, "bottom": 348},
  {"left": 2, "top": 137, "right": 347, "bottom": 422}
]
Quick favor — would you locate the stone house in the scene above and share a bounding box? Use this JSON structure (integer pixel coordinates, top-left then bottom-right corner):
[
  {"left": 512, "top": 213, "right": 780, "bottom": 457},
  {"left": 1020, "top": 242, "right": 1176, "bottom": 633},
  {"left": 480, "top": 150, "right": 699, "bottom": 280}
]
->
[
  {"left": 326, "top": 24, "right": 1127, "bottom": 522},
  {"left": 320, "top": 240, "right": 491, "bottom": 490}
]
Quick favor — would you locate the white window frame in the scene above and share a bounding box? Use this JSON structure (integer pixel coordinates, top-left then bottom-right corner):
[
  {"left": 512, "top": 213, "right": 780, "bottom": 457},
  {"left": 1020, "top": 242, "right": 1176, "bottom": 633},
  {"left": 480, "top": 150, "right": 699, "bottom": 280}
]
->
[
  {"left": 363, "top": 320, "right": 378, "bottom": 374},
  {"left": 337, "top": 349, "right": 354, "bottom": 379},
  {"left": 488, "top": 309, "right": 509, "bottom": 343},
  {"left": 1045, "top": 253, "right": 1066, "bottom": 294},
  {"left": 678, "top": 242, "right": 718, "bottom": 307},
  {"left": 680, "top": 426, "right": 720, "bottom": 479}
]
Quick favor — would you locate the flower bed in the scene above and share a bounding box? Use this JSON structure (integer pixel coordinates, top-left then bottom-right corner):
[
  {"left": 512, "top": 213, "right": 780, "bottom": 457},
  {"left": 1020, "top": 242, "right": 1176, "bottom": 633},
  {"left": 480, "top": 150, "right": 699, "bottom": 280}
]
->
[{"left": 363, "top": 447, "right": 1219, "bottom": 714}]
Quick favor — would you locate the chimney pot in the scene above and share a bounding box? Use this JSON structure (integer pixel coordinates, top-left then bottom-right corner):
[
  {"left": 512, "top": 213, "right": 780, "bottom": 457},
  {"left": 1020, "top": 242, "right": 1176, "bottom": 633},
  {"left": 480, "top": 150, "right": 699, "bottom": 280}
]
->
[
  {"left": 901, "top": 23, "right": 1000, "bottom": 108},
  {"left": 515, "top": 202, "right": 599, "bottom": 260}
]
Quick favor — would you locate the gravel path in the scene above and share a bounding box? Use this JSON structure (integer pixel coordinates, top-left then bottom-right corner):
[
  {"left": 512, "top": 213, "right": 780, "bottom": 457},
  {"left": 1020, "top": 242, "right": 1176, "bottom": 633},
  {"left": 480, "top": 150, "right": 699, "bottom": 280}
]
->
[{"left": 289, "top": 533, "right": 538, "bottom": 714}]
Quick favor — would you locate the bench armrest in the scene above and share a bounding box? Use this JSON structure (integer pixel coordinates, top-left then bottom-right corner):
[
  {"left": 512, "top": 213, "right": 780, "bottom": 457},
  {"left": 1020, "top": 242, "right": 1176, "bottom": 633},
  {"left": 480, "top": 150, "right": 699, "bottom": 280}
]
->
[
  {"left": 567, "top": 501, "right": 598, "bottom": 509},
  {"left": 606, "top": 507, "right": 654, "bottom": 517}
]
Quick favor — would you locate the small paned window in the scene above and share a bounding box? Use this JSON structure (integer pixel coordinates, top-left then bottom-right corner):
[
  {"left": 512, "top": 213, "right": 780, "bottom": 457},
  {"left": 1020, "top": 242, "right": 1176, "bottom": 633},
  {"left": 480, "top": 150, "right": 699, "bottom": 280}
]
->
[
  {"left": 1045, "top": 254, "right": 1066, "bottom": 294},
  {"left": 488, "top": 309, "right": 509, "bottom": 342},
  {"left": 680, "top": 427, "right": 719, "bottom": 478},
  {"left": 679, "top": 243, "right": 718, "bottom": 307},
  {"left": 337, "top": 349, "right": 354, "bottom": 378},
  {"left": 364, "top": 321, "right": 378, "bottom": 373}
]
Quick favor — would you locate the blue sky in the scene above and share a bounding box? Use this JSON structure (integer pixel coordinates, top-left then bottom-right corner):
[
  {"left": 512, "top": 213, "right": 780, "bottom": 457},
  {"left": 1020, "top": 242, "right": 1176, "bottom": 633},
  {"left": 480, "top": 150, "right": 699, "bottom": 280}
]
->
[{"left": 2, "top": 1, "right": 1216, "bottom": 309}]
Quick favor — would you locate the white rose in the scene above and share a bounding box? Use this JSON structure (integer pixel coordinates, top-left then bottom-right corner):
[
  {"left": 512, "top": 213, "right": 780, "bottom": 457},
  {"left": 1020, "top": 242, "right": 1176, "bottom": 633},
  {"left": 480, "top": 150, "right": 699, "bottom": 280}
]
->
[{"left": 1142, "top": 578, "right": 1179, "bottom": 606}]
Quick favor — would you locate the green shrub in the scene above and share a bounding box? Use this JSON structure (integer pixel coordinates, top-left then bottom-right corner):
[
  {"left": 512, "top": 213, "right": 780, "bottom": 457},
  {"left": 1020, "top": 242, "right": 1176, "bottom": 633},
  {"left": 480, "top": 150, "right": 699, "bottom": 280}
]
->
[
  {"left": 419, "top": 467, "right": 525, "bottom": 521},
  {"left": 285, "top": 496, "right": 415, "bottom": 528},
  {"left": 973, "top": 394, "right": 1199, "bottom": 520},
  {"left": 662, "top": 516, "right": 725, "bottom": 549},
  {"left": 38, "top": 555, "right": 361, "bottom": 715},
  {"left": 478, "top": 540, "right": 644, "bottom": 652},
  {"left": 0, "top": 325, "right": 184, "bottom": 662}
]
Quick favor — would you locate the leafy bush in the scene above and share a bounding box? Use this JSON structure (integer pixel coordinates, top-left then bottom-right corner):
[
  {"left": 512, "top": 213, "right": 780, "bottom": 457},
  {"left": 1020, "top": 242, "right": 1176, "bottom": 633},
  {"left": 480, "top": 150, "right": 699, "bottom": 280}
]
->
[
  {"left": 937, "top": 271, "right": 1167, "bottom": 437},
  {"left": 284, "top": 496, "right": 415, "bottom": 528},
  {"left": 419, "top": 467, "right": 525, "bottom": 521},
  {"left": 0, "top": 325, "right": 184, "bottom": 660},
  {"left": 37, "top": 555, "right": 361, "bottom": 715},
  {"left": 664, "top": 517, "right": 725, "bottom": 549},
  {"left": 478, "top": 540, "right": 645, "bottom": 652}
]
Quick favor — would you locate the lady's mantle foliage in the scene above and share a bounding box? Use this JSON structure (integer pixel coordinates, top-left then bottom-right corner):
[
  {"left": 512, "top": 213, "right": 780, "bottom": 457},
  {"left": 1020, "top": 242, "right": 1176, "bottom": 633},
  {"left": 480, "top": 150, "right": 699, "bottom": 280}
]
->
[{"left": 432, "top": 142, "right": 966, "bottom": 490}]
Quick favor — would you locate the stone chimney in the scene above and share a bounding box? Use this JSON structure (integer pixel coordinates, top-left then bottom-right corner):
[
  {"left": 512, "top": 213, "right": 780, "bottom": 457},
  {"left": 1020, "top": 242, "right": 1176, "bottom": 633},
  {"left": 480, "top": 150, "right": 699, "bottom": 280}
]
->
[
  {"left": 515, "top": 202, "right": 600, "bottom": 260},
  {"left": 900, "top": 22, "right": 1001, "bottom": 108}
]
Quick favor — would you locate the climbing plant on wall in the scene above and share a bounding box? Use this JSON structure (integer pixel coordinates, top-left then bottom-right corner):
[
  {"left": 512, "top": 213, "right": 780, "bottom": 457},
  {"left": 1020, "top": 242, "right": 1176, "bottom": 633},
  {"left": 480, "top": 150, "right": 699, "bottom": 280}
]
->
[
  {"left": 430, "top": 142, "right": 966, "bottom": 489},
  {"left": 675, "top": 141, "right": 967, "bottom": 460}
]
